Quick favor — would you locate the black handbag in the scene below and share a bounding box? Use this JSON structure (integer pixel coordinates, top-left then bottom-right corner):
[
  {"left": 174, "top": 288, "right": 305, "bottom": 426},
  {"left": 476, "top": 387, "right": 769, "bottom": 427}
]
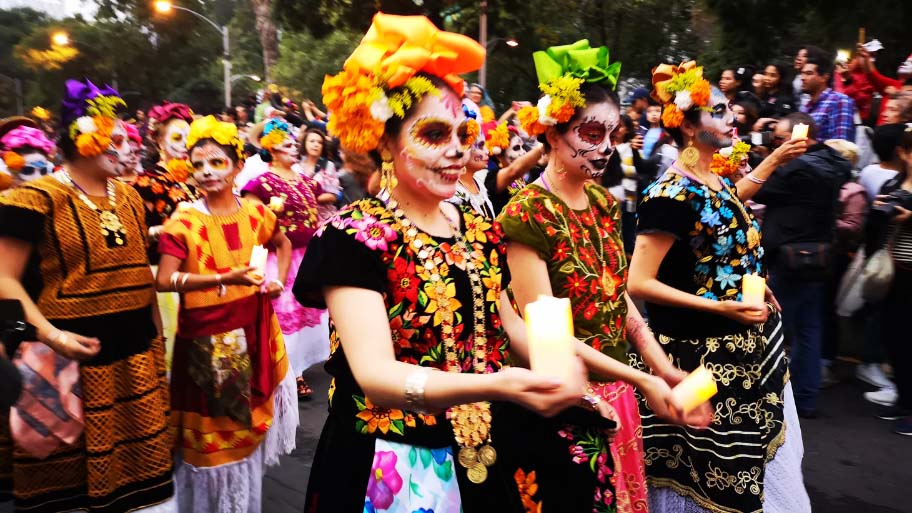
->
[{"left": 774, "top": 242, "right": 834, "bottom": 279}]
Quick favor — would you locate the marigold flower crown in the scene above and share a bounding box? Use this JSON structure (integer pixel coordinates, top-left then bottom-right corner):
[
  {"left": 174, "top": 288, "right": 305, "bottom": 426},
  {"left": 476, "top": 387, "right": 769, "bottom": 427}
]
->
[
  {"left": 61, "top": 79, "right": 126, "bottom": 159},
  {"left": 518, "top": 40, "right": 621, "bottom": 137},
  {"left": 322, "top": 13, "right": 485, "bottom": 154},
  {"left": 186, "top": 115, "right": 246, "bottom": 162},
  {"left": 650, "top": 61, "right": 712, "bottom": 129},
  {"left": 260, "top": 118, "right": 294, "bottom": 151}
]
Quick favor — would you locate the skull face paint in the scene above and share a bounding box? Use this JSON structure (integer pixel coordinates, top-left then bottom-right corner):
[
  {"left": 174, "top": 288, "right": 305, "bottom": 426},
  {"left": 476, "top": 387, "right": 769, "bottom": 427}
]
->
[
  {"left": 272, "top": 135, "right": 299, "bottom": 167},
  {"left": 466, "top": 129, "right": 489, "bottom": 172},
  {"left": 555, "top": 102, "right": 620, "bottom": 178},
  {"left": 694, "top": 107, "right": 734, "bottom": 149},
  {"left": 190, "top": 142, "right": 235, "bottom": 193},
  {"left": 17, "top": 151, "right": 52, "bottom": 182},
  {"left": 389, "top": 89, "right": 472, "bottom": 199},
  {"left": 95, "top": 121, "right": 132, "bottom": 177},
  {"left": 160, "top": 119, "right": 190, "bottom": 161},
  {"left": 502, "top": 134, "right": 527, "bottom": 166}
]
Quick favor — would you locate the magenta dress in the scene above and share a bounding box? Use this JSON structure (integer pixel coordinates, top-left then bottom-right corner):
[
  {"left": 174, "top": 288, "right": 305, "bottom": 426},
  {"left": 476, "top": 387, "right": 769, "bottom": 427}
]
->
[{"left": 242, "top": 168, "right": 330, "bottom": 376}]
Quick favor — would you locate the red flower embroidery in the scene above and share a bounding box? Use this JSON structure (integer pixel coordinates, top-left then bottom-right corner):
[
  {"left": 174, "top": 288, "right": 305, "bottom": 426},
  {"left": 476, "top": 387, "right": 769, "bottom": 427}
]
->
[
  {"left": 388, "top": 258, "right": 419, "bottom": 304},
  {"left": 563, "top": 272, "right": 587, "bottom": 298}
]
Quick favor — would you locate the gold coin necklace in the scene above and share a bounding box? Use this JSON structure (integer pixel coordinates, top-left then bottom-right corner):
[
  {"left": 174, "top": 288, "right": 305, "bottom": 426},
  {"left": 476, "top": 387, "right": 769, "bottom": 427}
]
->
[
  {"left": 720, "top": 180, "right": 761, "bottom": 249},
  {"left": 60, "top": 170, "right": 127, "bottom": 246},
  {"left": 384, "top": 193, "right": 495, "bottom": 484}
]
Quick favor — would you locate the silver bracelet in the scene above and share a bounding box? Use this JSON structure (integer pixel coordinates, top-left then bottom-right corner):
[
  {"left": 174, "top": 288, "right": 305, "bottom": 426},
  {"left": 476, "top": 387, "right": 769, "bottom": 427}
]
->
[
  {"left": 269, "top": 279, "right": 286, "bottom": 292},
  {"left": 747, "top": 174, "right": 767, "bottom": 185},
  {"left": 404, "top": 367, "right": 432, "bottom": 414},
  {"left": 170, "top": 271, "right": 181, "bottom": 292}
]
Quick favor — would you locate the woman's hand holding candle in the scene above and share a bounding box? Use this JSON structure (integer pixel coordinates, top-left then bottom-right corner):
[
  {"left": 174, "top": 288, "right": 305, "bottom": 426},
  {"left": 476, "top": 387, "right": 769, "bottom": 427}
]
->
[
  {"left": 525, "top": 295, "right": 575, "bottom": 382},
  {"left": 741, "top": 273, "right": 766, "bottom": 306},
  {"left": 249, "top": 245, "right": 268, "bottom": 281},
  {"left": 668, "top": 365, "right": 718, "bottom": 426},
  {"left": 268, "top": 196, "right": 285, "bottom": 212},
  {"left": 791, "top": 122, "right": 809, "bottom": 140}
]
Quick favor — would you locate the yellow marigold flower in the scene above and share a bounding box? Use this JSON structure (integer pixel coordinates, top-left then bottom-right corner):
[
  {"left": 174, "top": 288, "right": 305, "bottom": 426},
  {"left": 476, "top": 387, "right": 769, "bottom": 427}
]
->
[
  {"left": 166, "top": 158, "right": 193, "bottom": 182},
  {"left": 260, "top": 130, "right": 285, "bottom": 151},
  {"left": 75, "top": 132, "right": 111, "bottom": 158},
  {"left": 187, "top": 115, "right": 246, "bottom": 161},
  {"left": 661, "top": 104, "right": 684, "bottom": 128},
  {"left": 3, "top": 151, "right": 25, "bottom": 171},
  {"left": 548, "top": 99, "right": 577, "bottom": 124},
  {"left": 518, "top": 106, "right": 546, "bottom": 137},
  {"left": 541, "top": 76, "right": 585, "bottom": 108},
  {"left": 485, "top": 122, "right": 510, "bottom": 156}
]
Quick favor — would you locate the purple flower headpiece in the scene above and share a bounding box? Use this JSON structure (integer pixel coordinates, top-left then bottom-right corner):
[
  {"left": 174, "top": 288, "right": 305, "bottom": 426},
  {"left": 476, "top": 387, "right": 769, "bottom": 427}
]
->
[{"left": 61, "top": 78, "right": 122, "bottom": 126}]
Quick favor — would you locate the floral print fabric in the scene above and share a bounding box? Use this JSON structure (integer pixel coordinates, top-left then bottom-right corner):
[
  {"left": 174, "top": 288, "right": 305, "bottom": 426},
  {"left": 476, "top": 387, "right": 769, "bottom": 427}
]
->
[{"left": 363, "top": 439, "right": 462, "bottom": 513}]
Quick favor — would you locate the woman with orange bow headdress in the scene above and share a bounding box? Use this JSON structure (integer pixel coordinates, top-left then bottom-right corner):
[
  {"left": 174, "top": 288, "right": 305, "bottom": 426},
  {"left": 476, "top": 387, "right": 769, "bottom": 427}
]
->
[
  {"left": 293, "top": 13, "right": 592, "bottom": 513},
  {"left": 626, "top": 60, "right": 810, "bottom": 513}
]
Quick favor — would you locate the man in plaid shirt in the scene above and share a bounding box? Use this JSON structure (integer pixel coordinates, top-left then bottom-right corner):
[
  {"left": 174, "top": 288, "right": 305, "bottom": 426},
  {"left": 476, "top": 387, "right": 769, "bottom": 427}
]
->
[{"left": 800, "top": 46, "right": 857, "bottom": 142}]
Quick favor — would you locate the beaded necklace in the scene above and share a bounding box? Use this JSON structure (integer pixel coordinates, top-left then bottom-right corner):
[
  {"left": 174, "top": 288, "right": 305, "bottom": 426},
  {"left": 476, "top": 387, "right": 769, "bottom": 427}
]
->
[
  {"left": 381, "top": 191, "right": 496, "bottom": 484},
  {"left": 60, "top": 170, "right": 127, "bottom": 246}
]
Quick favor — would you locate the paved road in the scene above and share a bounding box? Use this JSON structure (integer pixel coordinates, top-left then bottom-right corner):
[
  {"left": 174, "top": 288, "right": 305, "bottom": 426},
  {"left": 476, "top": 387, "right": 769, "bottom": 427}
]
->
[{"left": 264, "top": 361, "right": 912, "bottom": 513}]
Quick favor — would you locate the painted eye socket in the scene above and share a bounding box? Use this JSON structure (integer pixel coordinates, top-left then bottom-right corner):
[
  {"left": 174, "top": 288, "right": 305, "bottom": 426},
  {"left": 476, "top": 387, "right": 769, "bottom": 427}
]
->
[
  {"left": 191, "top": 158, "right": 228, "bottom": 171},
  {"left": 511, "top": 144, "right": 522, "bottom": 152},
  {"left": 110, "top": 134, "right": 125, "bottom": 147},
  {"left": 410, "top": 118, "right": 453, "bottom": 148},
  {"left": 170, "top": 132, "right": 184, "bottom": 142},
  {"left": 577, "top": 121, "right": 607, "bottom": 146},
  {"left": 457, "top": 121, "right": 475, "bottom": 150}
]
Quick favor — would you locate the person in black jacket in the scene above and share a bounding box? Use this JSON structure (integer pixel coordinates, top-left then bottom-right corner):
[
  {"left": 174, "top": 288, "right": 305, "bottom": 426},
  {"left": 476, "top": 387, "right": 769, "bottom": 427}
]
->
[{"left": 754, "top": 113, "right": 852, "bottom": 417}]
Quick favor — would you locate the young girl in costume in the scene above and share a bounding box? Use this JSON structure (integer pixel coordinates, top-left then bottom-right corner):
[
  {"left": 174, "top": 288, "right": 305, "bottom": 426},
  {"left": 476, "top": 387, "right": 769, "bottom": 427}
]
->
[
  {"left": 0, "top": 118, "right": 57, "bottom": 189},
  {"left": 156, "top": 116, "right": 298, "bottom": 512},
  {"left": 242, "top": 118, "right": 335, "bottom": 399}
]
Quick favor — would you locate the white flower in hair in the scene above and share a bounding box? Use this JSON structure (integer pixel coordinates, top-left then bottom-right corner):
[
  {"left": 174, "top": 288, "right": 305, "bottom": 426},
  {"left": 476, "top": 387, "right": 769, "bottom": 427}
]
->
[
  {"left": 674, "top": 90, "right": 693, "bottom": 111},
  {"left": 76, "top": 116, "right": 97, "bottom": 134},
  {"left": 537, "top": 95, "right": 558, "bottom": 126},
  {"left": 492, "top": 147, "right": 502, "bottom": 155},
  {"left": 369, "top": 94, "right": 395, "bottom": 123}
]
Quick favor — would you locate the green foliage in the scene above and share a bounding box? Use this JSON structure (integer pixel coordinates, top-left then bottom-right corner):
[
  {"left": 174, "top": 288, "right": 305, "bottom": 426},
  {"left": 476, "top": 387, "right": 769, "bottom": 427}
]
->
[{"left": 271, "top": 28, "right": 361, "bottom": 103}]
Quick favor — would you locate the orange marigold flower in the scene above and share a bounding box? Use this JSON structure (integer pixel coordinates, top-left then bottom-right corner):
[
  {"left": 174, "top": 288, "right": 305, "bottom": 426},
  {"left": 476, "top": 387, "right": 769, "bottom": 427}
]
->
[
  {"left": 93, "top": 115, "right": 115, "bottom": 135},
  {"left": 322, "top": 69, "right": 386, "bottom": 153},
  {"left": 709, "top": 153, "right": 738, "bottom": 177},
  {"left": 166, "top": 159, "right": 192, "bottom": 183},
  {"left": 464, "top": 119, "right": 480, "bottom": 146},
  {"left": 3, "top": 151, "right": 25, "bottom": 171},
  {"left": 518, "top": 106, "right": 546, "bottom": 137},
  {"left": 690, "top": 80, "right": 711, "bottom": 108},
  {"left": 661, "top": 104, "right": 684, "bottom": 128},
  {"left": 75, "top": 132, "right": 111, "bottom": 158},
  {"left": 547, "top": 100, "right": 576, "bottom": 124},
  {"left": 259, "top": 130, "right": 285, "bottom": 151}
]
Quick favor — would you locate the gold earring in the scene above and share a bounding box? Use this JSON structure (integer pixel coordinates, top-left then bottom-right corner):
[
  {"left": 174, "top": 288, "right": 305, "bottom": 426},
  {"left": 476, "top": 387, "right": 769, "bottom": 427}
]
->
[
  {"left": 553, "top": 162, "right": 567, "bottom": 175},
  {"left": 680, "top": 140, "right": 700, "bottom": 170},
  {"left": 380, "top": 160, "right": 398, "bottom": 191}
]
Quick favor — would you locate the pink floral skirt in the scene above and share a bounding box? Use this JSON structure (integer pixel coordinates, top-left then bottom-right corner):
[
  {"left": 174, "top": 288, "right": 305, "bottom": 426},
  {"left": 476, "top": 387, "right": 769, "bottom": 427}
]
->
[
  {"left": 267, "top": 247, "right": 329, "bottom": 376},
  {"left": 589, "top": 380, "right": 650, "bottom": 513}
]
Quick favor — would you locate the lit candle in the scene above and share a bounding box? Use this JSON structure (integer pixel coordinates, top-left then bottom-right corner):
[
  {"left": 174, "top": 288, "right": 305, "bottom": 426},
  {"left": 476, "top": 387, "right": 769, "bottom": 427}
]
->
[
  {"left": 741, "top": 273, "right": 766, "bottom": 306},
  {"left": 524, "top": 295, "right": 575, "bottom": 382},
  {"left": 249, "top": 244, "right": 268, "bottom": 280},
  {"left": 791, "top": 123, "right": 808, "bottom": 140},
  {"left": 670, "top": 365, "right": 718, "bottom": 415},
  {"left": 268, "top": 196, "right": 284, "bottom": 212}
]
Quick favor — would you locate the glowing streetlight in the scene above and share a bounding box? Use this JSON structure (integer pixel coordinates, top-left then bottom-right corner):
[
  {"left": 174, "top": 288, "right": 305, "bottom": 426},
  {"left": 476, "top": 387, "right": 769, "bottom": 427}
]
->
[
  {"left": 153, "top": 1, "right": 172, "bottom": 14},
  {"left": 51, "top": 31, "right": 70, "bottom": 46},
  {"left": 505, "top": 38, "right": 519, "bottom": 48}
]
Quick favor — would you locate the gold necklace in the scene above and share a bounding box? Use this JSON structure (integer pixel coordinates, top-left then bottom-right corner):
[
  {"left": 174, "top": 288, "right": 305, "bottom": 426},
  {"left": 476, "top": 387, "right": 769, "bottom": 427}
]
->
[
  {"left": 720, "top": 180, "right": 761, "bottom": 249},
  {"left": 383, "top": 193, "right": 495, "bottom": 484},
  {"left": 60, "top": 170, "right": 126, "bottom": 246}
]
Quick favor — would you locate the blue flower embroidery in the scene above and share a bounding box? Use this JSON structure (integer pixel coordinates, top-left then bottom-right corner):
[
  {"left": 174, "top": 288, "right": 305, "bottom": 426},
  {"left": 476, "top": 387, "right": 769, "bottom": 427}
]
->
[
  {"left": 735, "top": 230, "right": 747, "bottom": 245},
  {"left": 715, "top": 265, "right": 741, "bottom": 289},
  {"left": 701, "top": 291, "right": 718, "bottom": 300},
  {"left": 713, "top": 235, "right": 733, "bottom": 254},
  {"left": 719, "top": 206, "right": 734, "bottom": 220},
  {"left": 701, "top": 208, "right": 722, "bottom": 227}
]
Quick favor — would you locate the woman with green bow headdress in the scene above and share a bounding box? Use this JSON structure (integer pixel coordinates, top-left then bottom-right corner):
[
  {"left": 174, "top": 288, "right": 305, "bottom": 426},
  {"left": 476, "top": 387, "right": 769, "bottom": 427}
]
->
[{"left": 497, "top": 40, "right": 712, "bottom": 513}]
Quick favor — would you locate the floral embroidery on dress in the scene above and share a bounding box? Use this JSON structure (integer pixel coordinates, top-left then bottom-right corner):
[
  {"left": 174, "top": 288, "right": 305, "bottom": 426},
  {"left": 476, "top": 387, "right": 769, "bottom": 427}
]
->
[
  {"left": 354, "top": 394, "right": 437, "bottom": 435},
  {"left": 558, "top": 427, "right": 616, "bottom": 513},
  {"left": 364, "top": 440, "right": 462, "bottom": 513},
  {"left": 514, "top": 468, "right": 543, "bottom": 513},
  {"left": 642, "top": 173, "right": 765, "bottom": 301}
]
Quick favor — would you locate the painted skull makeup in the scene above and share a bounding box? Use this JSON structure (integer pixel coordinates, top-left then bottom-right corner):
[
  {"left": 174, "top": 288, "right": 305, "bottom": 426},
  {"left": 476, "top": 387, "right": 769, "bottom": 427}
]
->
[
  {"left": 467, "top": 131, "right": 489, "bottom": 172},
  {"left": 95, "top": 121, "right": 132, "bottom": 177},
  {"left": 695, "top": 108, "right": 734, "bottom": 149},
  {"left": 556, "top": 102, "right": 620, "bottom": 178},
  {"left": 17, "top": 152, "right": 53, "bottom": 182},
  {"left": 190, "top": 142, "right": 234, "bottom": 193},
  {"left": 502, "top": 134, "right": 527, "bottom": 166},
  {"left": 161, "top": 119, "right": 190, "bottom": 160},
  {"left": 392, "top": 90, "right": 472, "bottom": 199},
  {"left": 273, "top": 135, "right": 299, "bottom": 165}
]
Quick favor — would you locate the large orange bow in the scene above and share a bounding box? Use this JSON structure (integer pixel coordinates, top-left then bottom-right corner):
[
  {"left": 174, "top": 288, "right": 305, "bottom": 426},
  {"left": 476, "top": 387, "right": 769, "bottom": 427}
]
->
[
  {"left": 345, "top": 13, "right": 485, "bottom": 96},
  {"left": 651, "top": 60, "right": 701, "bottom": 104}
]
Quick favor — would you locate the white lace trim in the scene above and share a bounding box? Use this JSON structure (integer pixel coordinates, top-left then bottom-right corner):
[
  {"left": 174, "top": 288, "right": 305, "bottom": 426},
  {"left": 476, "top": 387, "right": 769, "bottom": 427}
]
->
[{"left": 174, "top": 371, "right": 299, "bottom": 513}]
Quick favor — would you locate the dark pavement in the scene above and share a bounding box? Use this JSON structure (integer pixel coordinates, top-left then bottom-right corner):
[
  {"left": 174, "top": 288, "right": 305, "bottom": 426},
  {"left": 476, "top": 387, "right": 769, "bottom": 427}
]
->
[{"left": 264, "top": 361, "right": 912, "bottom": 513}]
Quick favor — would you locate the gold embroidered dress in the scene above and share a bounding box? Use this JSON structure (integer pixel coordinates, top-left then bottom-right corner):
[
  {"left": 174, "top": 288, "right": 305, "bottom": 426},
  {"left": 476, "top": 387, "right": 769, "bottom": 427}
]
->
[{"left": 0, "top": 174, "right": 174, "bottom": 513}]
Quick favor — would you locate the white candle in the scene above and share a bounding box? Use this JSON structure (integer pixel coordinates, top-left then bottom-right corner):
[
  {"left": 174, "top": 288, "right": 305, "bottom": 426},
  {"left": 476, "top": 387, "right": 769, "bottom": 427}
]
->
[
  {"left": 525, "top": 295, "right": 575, "bottom": 382},
  {"left": 791, "top": 123, "right": 808, "bottom": 140},
  {"left": 741, "top": 274, "right": 766, "bottom": 306},
  {"left": 670, "top": 365, "right": 718, "bottom": 415},
  {"left": 249, "top": 244, "right": 268, "bottom": 280},
  {"left": 268, "top": 196, "right": 284, "bottom": 212}
]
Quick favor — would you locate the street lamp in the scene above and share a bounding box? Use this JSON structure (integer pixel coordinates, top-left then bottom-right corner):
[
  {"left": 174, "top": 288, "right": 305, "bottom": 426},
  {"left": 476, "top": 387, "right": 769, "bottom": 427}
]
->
[
  {"left": 231, "top": 74, "right": 261, "bottom": 84},
  {"left": 0, "top": 73, "right": 24, "bottom": 115},
  {"left": 50, "top": 31, "right": 118, "bottom": 89},
  {"left": 477, "top": 1, "right": 519, "bottom": 88},
  {"left": 154, "top": 1, "right": 232, "bottom": 108}
]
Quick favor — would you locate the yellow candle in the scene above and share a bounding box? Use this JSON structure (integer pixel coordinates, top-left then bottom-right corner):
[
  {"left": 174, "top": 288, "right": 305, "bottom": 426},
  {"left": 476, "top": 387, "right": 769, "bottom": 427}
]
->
[
  {"left": 249, "top": 244, "right": 269, "bottom": 280},
  {"left": 670, "top": 365, "right": 718, "bottom": 415},
  {"left": 741, "top": 273, "right": 766, "bottom": 306},
  {"left": 268, "top": 196, "right": 284, "bottom": 212},
  {"left": 524, "top": 295, "right": 575, "bottom": 381},
  {"left": 791, "top": 123, "right": 808, "bottom": 140}
]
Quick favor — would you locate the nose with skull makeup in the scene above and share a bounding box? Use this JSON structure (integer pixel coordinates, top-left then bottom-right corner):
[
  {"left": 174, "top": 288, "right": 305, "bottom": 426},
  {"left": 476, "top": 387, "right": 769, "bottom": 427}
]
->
[
  {"left": 502, "top": 134, "right": 528, "bottom": 166},
  {"left": 161, "top": 120, "right": 190, "bottom": 161}
]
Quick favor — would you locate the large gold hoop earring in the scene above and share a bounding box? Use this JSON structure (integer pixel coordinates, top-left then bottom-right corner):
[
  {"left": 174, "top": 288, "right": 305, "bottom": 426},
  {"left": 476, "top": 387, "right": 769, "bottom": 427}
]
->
[
  {"left": 380, "top": 160, "right": 398, "bottom": 192},
  {"left": 680, "top": 140, "right": 699, "bottom": 170}
]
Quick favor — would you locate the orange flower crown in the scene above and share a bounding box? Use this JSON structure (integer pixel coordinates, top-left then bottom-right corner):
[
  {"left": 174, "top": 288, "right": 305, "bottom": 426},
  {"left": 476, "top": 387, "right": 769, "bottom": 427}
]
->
[
  {"left": 482, "top": 121, "right": 512, "bottom": 156},
  {"left": 322, "top": 13, "right": 485, "bottom": 153},
  {"left": 650, "top": 61, "right": 712, "bottom": 129}
]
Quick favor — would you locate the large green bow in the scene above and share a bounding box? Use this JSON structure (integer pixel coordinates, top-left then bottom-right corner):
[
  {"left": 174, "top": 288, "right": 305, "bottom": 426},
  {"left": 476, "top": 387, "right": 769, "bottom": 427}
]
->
[{"left": 532, "top": 39, "right": 621, "bottom": 89}]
